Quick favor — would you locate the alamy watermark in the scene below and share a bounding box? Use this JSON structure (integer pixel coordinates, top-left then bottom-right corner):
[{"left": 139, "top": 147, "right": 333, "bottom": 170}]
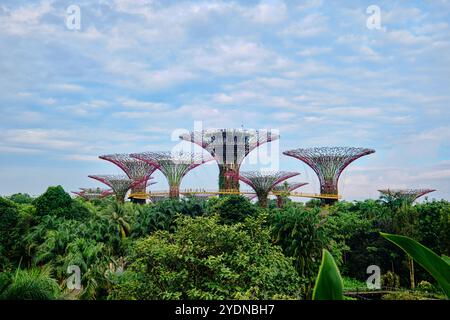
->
[
  {"left": 366, "top": 5, "right": 383, "bottom": 30},
  {"left": 67, "top": 264, "right": 81, "bottom": 290},
  {"left": 66, "top": 5, "right": 81, "bottom": 31},
  {"left": 366, "top": 265, "right": 381, "bottom": 290},
  {"left": 171, "top": 121, "right": 280, "bottom": 171}
]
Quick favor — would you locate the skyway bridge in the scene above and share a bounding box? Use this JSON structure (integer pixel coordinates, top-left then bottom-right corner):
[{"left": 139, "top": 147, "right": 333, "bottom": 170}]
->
[{"left": 129, "top": 190, "right": 341, "bottom": 200}]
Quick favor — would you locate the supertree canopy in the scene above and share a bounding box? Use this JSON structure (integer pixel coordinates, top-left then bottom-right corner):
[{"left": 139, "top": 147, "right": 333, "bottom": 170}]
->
[
  {"left": 88, "top": 175, "right": 136, "bottom": 203},
  {"left": 239, "top": 171, "right": 299, "bottom": 207},
  {"left": 283, "top": 147, "right": 375, "bottom": 202},
  {"left": 180, "top": 129, "right": 279, "bottom": 191},
  {"left": 378, "top": 188, "right": 436, "bottom": 203},
  {"left": 98, "top": 154, "right": 158, "bottom": 194},
  {"left": 72, "top": 187, "right": 112, "bottom": 200},
  {"left": 131, "top": 151, "right": 210, "bottom": 198},
  {"left": 272, "top": 181, "right": 308, "bottom": 207}
]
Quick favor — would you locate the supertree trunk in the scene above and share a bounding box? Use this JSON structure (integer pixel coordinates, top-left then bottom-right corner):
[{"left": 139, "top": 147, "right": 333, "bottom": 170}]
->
[
  {"left": 219, "top": 164, "right": 240, "bottom": 192},
  {"left": 321, "top": 181, "right": 338, "bottom": 205},
  {"left": 169, "top": 185, "right": 180, "bottom": 198},
  {"left": 116, "top": 192, "right": 126, "bottom": 204},
  {"left": 276, "top": 195, "right": 283, "bottom": 208},
  {"left": 257, "top": 191, "right": 269, "bottom": 208}
]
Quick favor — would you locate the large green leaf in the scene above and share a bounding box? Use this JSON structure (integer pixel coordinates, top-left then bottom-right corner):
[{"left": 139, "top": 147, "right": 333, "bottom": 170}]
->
[
  {"left": 312, "top": 249, "right": 344, "bottom": 300},
  {"left": 381, "top": 232, "right": 450, "bottom": 298},
  {"left": 442, "top": 255, "right": 450, "bottom": 265}
]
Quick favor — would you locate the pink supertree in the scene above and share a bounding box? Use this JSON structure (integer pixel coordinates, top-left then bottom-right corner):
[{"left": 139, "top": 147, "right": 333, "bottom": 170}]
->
[
  {"left": 378, "top": 188, "right": 436, "bottom": 204},
  {"left": 72, "top": 187, "right": 112, "bottom": 200},
  {"left": 283, "top": 147, "right": 375, "bottom": 204},
  {"left": 88, "top": 175, "right": 137, "bottom": 203},
  {"left": 180, "top": 129, "right": 279, "bottom": 192},
  {"left": 99, "top": 154, "right": 157, "bottom": 202},
  {"left": 238, "top": 171, "right": 300, "bottom": 207},
  {"left": 131, "top": 151, "right": 212, "bottom": 198}
]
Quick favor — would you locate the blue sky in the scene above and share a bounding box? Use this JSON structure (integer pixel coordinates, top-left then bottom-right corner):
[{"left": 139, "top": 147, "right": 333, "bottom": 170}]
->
[{"left": 0, "top": 0, "right": 449, "bottom": 201}]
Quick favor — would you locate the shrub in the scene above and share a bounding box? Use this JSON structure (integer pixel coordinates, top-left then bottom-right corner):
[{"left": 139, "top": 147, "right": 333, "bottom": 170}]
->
[
  {"left": 269, "top": 205, "right": 327, "bottom": 282},
  {"left": 1, "top": 266, "right": 60, "bottom": 300},
  {"left": 33, "top": 186, "right": 72, "bottom": 217},
  {"left": 8, "top": 193, "right": 34, "bottom": 204},
  {"left": 131, "top": 198, "right": 208, "bottom": 237},
  {"left": 110, "top": 214, "right": 302, "bottom": 300},
  {"left": 381, "top": 291, "right": 431, "bottom": 300},
  {"left": 0, "top": 198, "right": 21, "bottom": 267},
  {"left": 381, "top": 271, "right": 400, "bottom": 289},
  {"left": 207, "top": 195, "right": 259, "bottom": 224}
]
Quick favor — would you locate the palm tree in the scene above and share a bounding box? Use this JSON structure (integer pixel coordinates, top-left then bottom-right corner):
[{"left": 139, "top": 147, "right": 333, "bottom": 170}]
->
[
  {"left": 105, "top": 202, "right": 131, "bottom": 239},
  {"left": 1, "top": 265, "right": 60, "bottom": 300}
]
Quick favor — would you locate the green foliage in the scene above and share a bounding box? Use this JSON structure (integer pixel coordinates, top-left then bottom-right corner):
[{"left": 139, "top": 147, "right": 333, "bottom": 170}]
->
[
  {"left": 8, "top": 193, "right": 34, "bottom": 204},
  {"left": 0, "top": 197, "right": 20, "bottom": 266},
  {"left": 1, "top": 266, "right": 60, "bottom": 300},
  {"left": 416, "top": 200, "right": 450, "bottom": 256},
  {"left": 207, "top": 195, "right": 258, "bottom": 224},
  {"left": 110, "top": 214, "right": 302, "bottom": 300},
  {"left": 1, "top": 187, "right": 449, "bottom": 300},
  {"left": 381, "top": 271, "right": 400, "bottom": 289},
  {"left": 312, "top": 249, "right": 343, "bottom": 300},
  {"left": 342, "top": 277, "right": 368, "bottom": 291},
  {"left": 131, "top": 198, "right": 208, "bottom": 237},
  {"left": 269, "top": 204, "right": 327, "bottom": 285},
  {"left": 381, "top": 232, "right": 450, "bottom": 298},
  {"left": 381, "top": 291, "right": 435, "bottom": 300}
]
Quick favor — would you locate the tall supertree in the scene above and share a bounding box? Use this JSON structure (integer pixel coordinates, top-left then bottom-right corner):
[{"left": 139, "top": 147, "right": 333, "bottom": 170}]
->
[
  {"left": 283, "top": 147, "right": 375, "bottom": 204},
  {"left": 238, "top": 171, "right": 300, "bottom": 207},
  {"left": 180, "top": 129, "right": 279, "bottom": 192},
  {"left": 131, "top": 151, "right": 211, "bottom": 198},
  {"left": 378, "top": 189, "right": 436, "bottom": 204},
  {"left": 272, "top": 181, "right": 309, "bottom": 208},
  {"left": 72, "top": 187, "right": 112, "bottom": 200},
  {"left": 88, "top": 175, "right": 136, "bottom": 203},
  {"left": 99, "top": 154, "right": 158, "bottom": 204}
]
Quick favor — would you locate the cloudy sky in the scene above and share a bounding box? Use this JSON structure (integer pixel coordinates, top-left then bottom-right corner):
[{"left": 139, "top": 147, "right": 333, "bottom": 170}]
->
[{"left": 0, "top": 0, "right": 449, "bottom": 201}]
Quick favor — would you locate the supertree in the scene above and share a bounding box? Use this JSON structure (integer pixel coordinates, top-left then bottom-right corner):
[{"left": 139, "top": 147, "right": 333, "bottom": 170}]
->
[
  {"left": 272, "top": 181, "right": 309, "bottom": 208},
  {"left": 180, "top": 129, "right": 279, "bottom": 192},
  {"left": 283, "top": 147, "right": 375, "bottom": 204},
  {"left": 72, "top": 187, "right": 112, "bottom": 200},
  {"left": 378, "top": 189, "right": 436, "bottom": 204},
  {"left": 99, "top": 154, "right": 158, "bottom": 204},
  {"left": 88, "top": 175, "right": 136, "bottom": 203},
  {"left": 131, "top": 151, "right": 211, "bottom": 198},
  {"left": 238, "top": 171, "right": 300, "bottom": 207}
]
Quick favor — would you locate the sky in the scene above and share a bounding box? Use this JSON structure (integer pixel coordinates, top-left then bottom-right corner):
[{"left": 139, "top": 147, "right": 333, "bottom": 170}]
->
[{"left": 0, "top": 0, "right": 449, "bottom": 201}]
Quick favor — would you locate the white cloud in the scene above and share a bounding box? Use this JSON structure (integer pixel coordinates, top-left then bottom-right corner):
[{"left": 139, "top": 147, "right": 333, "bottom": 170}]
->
[
  {"left": 245, "top": 0, "right": 287, "bottom": 24},
  {"left": 281, "top": 13, "right": 328, "bottom": 38},
  {"left": 118, "top": 98, "right": 168, "bottom": 110},
  {"left": 298, "top": 46, "right": 331, "bottom": 57}
]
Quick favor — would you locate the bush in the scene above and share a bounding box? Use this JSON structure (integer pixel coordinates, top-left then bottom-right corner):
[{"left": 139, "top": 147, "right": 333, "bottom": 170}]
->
[
  {"left": 1, "top": 266, "right": 60, "bottom": 300},
  {"left": 0, "top": 198, "right": 20, "bottom": 267},
  {"left": 33, "top": 186, "right": 73, "bottom": 217},
  {"left": 381, "top": 291, "right": 432, "bottom": 300},
  {"left": 269, "top": 204, "right": 326, "bottom": 283},
  {"left": 131, "top": 198, "right": 208, "bottom": 237},
  {"left": 8, "top": 193, "right": 34, "bottom": 204},
  {"left": 110, "top": 214, "right": 302, "bottom": 300},
  {"left": 207, "top": 195, "right": 259, "bottom": 224},
  {"left": 381, "top": 271, "right": 400, "bottom": 289}
]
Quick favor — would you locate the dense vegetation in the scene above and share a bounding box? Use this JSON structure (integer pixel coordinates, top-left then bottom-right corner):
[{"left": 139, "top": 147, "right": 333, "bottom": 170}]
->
[{"left": 0, "top": 186, "right": 449, "bottom": 300}]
